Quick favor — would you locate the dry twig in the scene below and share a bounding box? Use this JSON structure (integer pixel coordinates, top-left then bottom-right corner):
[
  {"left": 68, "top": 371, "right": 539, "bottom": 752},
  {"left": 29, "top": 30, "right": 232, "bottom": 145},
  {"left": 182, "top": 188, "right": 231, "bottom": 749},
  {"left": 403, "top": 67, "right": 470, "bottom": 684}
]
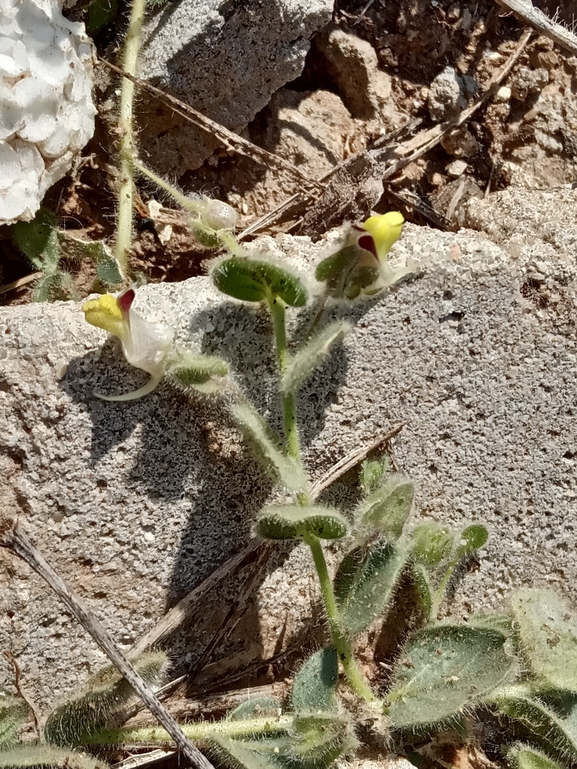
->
[
  {"left": 240, "top": 30, "right": 531, "bottom": 239},
  {"left": 99, "top": 59, "right": 323, "bottom": 197},
  {"left": 0, "top": 514, "right": 215, "bottom": 769},
  {"left": 495, "top": 0, "right": 577, "bottom": 56}
]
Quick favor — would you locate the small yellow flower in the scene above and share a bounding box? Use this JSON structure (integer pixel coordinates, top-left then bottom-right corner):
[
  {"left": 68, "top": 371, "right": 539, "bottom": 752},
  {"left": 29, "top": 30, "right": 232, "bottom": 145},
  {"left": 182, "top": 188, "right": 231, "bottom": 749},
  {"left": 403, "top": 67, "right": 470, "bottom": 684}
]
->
[
  {"left": 315, "top": 211, "right": 409, "bottom": 300},
  {"left": 83, "top": 289, "right": 174, "bottom": 401},
  {"left": 360, "top": 212, "right": 405, "bottom": 261}
]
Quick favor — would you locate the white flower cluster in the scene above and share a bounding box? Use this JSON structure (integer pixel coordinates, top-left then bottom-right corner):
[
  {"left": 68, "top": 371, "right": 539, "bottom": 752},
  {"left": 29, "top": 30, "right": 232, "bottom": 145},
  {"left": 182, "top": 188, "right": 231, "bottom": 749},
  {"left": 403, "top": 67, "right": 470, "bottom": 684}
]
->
[{"left": 0, "top": 0, "right": 96, "bottom": 225}]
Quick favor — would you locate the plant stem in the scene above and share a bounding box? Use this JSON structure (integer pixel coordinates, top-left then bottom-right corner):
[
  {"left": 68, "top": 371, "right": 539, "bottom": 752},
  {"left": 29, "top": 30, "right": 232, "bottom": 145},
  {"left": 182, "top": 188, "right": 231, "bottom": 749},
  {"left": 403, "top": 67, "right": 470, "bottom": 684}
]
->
[
  {"left": 431, "top": 553, "right": 461, "bottom": 619},
  {"left": 134, "top": 159, "right": 240, "bottom": 255},
  {"left": 269, "top": 296, "right": 309, "bottom": 505},
  {"left": 134, "top": 158, "right": 203, "bottom": 213},
  {"left": 306, "top": 534, "right": 375, "bottom": 703},
  {"left": 83, "top": 715, "right": 293, "bottom": 746},
  {"left": 115, "top": 0, "right": 147, "bottom": 278}
]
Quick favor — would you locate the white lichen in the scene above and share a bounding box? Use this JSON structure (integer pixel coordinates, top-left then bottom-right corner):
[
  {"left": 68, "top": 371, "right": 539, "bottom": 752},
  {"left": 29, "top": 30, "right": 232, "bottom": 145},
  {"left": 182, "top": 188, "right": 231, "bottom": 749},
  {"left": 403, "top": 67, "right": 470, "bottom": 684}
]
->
[{"left": 0, "top": 0, "right": 96, "bottom": 225}]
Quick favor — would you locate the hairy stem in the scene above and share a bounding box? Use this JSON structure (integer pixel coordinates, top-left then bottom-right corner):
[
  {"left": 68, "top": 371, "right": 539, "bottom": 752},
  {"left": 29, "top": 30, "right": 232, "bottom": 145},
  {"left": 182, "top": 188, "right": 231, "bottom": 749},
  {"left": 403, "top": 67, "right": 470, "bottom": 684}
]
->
[
  {"left": 134, "top": 159, "right": 203, "bottom": 214},
  {"left": 306, "top": 535, "right": 375, "bottom": 703},
  {"left": 269, "top": 296, "right": 309, "bottom": 505},
  {"left": 134, "top": 159, "right": 240, "bottom": 255},
  {"left": 115, "top": 0, "right": 147, "bottom": 277},
  {"left": 83, "top": 715, "right": 293, "bottom": 746},
  {"left": 431, "top": 553, "right": 461, "bottom": 620}
]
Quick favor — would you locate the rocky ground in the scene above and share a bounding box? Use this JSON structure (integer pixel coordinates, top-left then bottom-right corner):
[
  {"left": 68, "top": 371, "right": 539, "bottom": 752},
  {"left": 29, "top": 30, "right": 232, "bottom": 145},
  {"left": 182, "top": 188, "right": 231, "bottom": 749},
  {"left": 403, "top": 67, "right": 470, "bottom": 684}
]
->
[
  {"left": 1, "top": 1, "right": 577, "bottom": 766},
  {"left": 1, "top": 0, "right": 577, "bottom": 298}
]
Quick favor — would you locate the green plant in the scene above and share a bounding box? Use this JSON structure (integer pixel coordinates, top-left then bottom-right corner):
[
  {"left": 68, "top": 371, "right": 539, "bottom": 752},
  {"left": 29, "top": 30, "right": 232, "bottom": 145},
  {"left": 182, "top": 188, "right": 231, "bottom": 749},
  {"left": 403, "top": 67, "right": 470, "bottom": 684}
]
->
[
  {"left": 2, "top": 204, "right": 556, "bottom": 769},
  {"left": 11, "top": 208, "right": 124, "bottom": 302}
]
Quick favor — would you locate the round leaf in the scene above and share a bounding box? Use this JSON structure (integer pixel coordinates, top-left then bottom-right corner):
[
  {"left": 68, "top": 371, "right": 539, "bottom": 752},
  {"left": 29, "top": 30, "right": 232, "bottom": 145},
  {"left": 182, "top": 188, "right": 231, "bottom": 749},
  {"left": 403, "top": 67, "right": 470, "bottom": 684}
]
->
[
  {"left": 411, "top": 522, "right": 454, "bottom": 567},
  {"left": 457, "top": 524, "right": 489, "bottom": 554},
  {"left": 213, "top": 257, "right": 307, "bottom": 306},
  {"left": 387, "top": 625, "right": 515, "bottom": 730}
]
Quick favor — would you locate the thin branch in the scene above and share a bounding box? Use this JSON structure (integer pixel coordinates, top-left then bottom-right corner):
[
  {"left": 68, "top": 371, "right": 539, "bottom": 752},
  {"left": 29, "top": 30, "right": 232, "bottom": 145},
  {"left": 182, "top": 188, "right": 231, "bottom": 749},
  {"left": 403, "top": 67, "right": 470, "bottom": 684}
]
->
[
  {"left": 0, "top": 272, "right": 42, "bottom": 296},
  {"left": 2, "top": 650, "right": 41, "bottom": 738},
  {"left": 0, "top": 516, "right": 215, "bottom": 769},
  {"left": 380, "top": 28, "right": 533, "bottom": 179},
  {"left": 495, "top": 0, "right": 577, "bottom": 56},
  {"left": 99, "top": 58, "right": 323, "bottom": 197}
]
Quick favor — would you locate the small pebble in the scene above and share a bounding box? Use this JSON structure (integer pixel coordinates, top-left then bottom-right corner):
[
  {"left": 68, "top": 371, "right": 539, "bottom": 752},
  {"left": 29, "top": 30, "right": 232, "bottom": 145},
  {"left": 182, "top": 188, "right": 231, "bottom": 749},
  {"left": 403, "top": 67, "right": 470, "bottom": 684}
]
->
[{"left": 495, "top": 85, "right": 511, "bottom": 102}]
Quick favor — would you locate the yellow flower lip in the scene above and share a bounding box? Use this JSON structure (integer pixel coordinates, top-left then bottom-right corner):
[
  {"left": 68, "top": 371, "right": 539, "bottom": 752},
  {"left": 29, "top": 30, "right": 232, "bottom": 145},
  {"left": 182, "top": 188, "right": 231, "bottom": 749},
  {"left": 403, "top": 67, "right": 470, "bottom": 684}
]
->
[
  {"left": 82, "top": 293, "right": 128, "bottom": 341},
  {"left": 360, "top": 212, "right": 405, "bottom": 261}
]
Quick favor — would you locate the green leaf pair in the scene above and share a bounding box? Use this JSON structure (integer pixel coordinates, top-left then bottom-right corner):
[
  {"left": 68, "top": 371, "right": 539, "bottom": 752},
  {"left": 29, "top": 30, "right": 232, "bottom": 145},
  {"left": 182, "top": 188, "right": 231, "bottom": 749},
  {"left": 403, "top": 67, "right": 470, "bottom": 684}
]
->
[
  {"left": 411, "top": 522, "right": 489, "bottom": 568},
  {"left": 255, "top": 504, "right": 348, "bottom": 541},
  {"left": 315, "top": 245, "right": 381, "bottom": 301},
  {"left": 213, "top": 257, "right": 308, "bottom": 307}
]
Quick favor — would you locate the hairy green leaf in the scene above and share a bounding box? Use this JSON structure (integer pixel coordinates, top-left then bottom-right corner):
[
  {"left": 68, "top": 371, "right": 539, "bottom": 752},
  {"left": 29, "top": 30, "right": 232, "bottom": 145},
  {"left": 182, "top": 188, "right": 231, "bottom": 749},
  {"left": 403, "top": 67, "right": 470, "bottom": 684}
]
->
[
  {"left": 166, "top": 352, "right": 229, "bottom": 395},
  {"left": 12, "top": 209, "right": 59, "bottom": 273},
  {"left": 0, "top": 745, "right": 108, "bottom": 769},
  {"left": 496, "top": 695, "right": 577, "bottom": 762},
  {"left": 255, "top": 505, "right": 348, "bottom": 541},
  {"left": 335, "top": 541, "right": 407, "bottom": 635},
  {"left": 411, "top": 522, "right": 454, "bottom": 567},
  {"left": 32, "top": 272, "right": 67, "bottom": 303},
  {"left": 359, "top": 456, "right": 390, "bottom": 495},
  {"left": 282, "top": 321, "right": 351, "bottom": 394},
  {"left": 315, "top": 246, "right": 379, "bottom": 300},
  {"left": 0, "top": 693, "right": 27, "bottom": 747},
  {"left": 289, "top": 714, "right": 357, "bottom": 767},
  {"left": 292, "top": 648, "right": 338, "bottom": 713},
  {"left": 44, "top": 652, "right": 166, "bottom": 746},
  {"left": 356, "top": 476, "right": 414, "bottom": 543},
  {"left": 212, "top": 713, "right": 354, "bottom": 769},
  {"left": 211, "top": 736, "right": 281, "bottom": 769},
  {"left": 231, "top": 404, "right": 307, "bottom": 492},
  {"left": 213, "top": 257, "right": 308, "bottom": 307},
  {"left": 411, "top": 562, "right": 433, "bottom": 619},
  {"left": 456, "top": 524, "right": 489, "bottom": 555},
  {"left": 512, "top": 588, "right": 577, "bottom": 691},
  {"left": 507, "top": 744, "right": 566, "bottom": 769},
  {"left": 387, "top": 625, "right": 515, "bottom": 730}
]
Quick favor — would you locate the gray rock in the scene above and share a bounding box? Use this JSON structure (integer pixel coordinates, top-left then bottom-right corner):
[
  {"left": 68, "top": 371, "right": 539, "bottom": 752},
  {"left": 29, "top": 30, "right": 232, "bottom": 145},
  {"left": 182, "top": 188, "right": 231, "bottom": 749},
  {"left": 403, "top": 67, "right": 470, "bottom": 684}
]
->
[
  {"left": 428, "top": 66, "right": 467, "bottom": 122},
  {"left": 1, "top": 215, "right": 576, "bottom": 711},
  {"left": 315, "top": 25, "right": 396, "bottom": 122},
  {"left": 136, "top": 0, "right": 333, "bottom": 174}
]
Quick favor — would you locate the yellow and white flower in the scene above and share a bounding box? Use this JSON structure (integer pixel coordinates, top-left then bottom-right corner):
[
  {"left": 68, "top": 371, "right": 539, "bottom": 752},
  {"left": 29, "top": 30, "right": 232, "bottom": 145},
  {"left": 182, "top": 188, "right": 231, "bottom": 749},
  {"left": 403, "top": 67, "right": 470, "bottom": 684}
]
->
[
  {"left": 82, "top": 289, "right": 174, "bottom": 401},
  {"left": 315, "top": 211, "right": 409, "bottom": 300}
]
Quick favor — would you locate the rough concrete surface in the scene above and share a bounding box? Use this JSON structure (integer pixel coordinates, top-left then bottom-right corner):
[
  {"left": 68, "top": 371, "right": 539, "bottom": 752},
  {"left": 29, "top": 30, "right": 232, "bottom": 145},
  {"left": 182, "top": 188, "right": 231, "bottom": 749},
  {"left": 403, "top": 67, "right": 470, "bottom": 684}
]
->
[
  {"left": 1, "top": 209, "right": 577, "bottom": 711},
  {"left": 136, "top": 0, "right": 333, "bottom": 173}
]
